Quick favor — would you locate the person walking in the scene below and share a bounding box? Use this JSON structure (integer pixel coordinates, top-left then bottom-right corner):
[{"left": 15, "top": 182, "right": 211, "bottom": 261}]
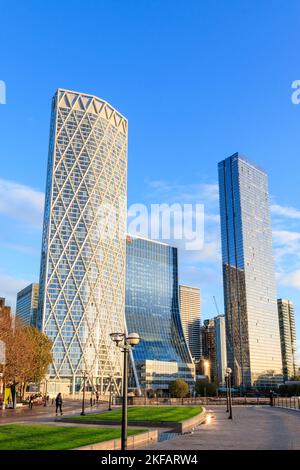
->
[
  {"left": 28, "top": 395, "right": 33, "bottom": 409},
  {"left": 55, "top": 393, "right": 63, "bottom": 416}
]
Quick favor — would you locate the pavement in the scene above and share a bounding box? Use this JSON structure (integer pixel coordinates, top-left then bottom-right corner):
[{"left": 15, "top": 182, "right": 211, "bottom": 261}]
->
[
  {"left": 0, "top": 400, "right": 109, "bottom": 425},
  {"left": 143, "top": 405, "right": 300, "bottom": 450}
]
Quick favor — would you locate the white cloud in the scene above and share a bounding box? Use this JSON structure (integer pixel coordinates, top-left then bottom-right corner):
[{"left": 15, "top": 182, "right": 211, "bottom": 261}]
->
[
  {"left": 271, "top": 204, "right": 300, "bottom": 219},
  {"left": 0, "top": 274, "right": 32, "bottom": 310},
  {"left": 0, "top": 178, "right": 44, "bottom": 228},
  {"left": 146, "top": 180, "right": 219, "bottom": 205},
  {"left": 277, "top": 270, "right": 300, "bottom": 290}
]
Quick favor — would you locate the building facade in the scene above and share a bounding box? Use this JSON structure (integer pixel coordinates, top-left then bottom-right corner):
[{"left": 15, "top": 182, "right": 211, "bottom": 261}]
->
[
  {"left": 277, "top": 299, "right": 297, "bottom": 381},
  {"left": 179, "top": 285, "right": 201, "bottom": 361},
  {"left": 201, "top": 319, "right": 216, "bottom": 381},
  {"left": 16, "top": 283, "right": 39, "bottom": 326},
  {"left": 37, "top": 89, "right": 128, "bottom": 395},
  {"left": 214, "top": 314, "right": 227, "bottom": 385},
  {"left": 218, "top": 153, "right": 283, "bottom": 388},
  {"left": 125, "top": 236, "right": 195, "bottom": 393}
]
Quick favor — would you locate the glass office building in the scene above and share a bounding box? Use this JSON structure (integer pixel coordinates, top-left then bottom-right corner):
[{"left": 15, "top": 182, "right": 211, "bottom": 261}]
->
[
  {"left": 218, "top": 153, "right": 283, "bottom": 388},
  {"left": 37, "top": 89, "right": 127, "bottom": 395},
  {"left": 125, "top": 236, "right": 195, "bottom": 392},
  {"left": 16, "top": 283, "right": 39, "bottom": 326}
]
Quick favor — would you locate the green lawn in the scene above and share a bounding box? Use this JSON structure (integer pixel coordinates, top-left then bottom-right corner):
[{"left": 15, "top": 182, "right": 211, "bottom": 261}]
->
[
  {"left": 0, "top": 424, "right": 143, "bottom": 450},
  {"left": 71, "top": 406, "right": 203, "bottom": 423}
]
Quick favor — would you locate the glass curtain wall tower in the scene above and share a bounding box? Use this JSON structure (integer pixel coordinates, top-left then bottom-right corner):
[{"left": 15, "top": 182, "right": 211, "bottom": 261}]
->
[
  {"left": 16, "top": 283, "right": 39, "bottom": 326},
  {"left": 125, "top": 236, "right": 195, "bottom": 393},
  {"left": 37, "top": 89, "right": 127, "bottom": 395},
  {"left": 218, "top": 153, "right": 283, "bottom": 388}
]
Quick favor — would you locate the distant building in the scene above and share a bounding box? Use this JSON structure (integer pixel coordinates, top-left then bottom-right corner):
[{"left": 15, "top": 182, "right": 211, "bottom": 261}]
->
[
  {"left": 0, "top": 298, "right": 12, "bottom": 331},
  {"left": 179, "top": 285, "right": 201, "bottom": 361},
  {"left": 125, "top": 236, "right": 195, "bottom": 393},
  {"left": 277, "top": 299, "right": 297, "bottom": 380},
  {"left": 218, "top": 153, "right": 283, "bottom": 388},
  {"left": 201, "top": 319, "right": 216, "bottom": 381},
  {"left": 16, "top": 283, "right": 39, "bottom": 326},
  {"left": 214, "top": 314, "right": 227, "bottom": 385}
]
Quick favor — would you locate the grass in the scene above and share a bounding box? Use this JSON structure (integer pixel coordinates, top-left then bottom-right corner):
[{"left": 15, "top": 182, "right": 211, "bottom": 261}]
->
[
  {"left": 71, "top": 406, "right": 203, "bottom": 423},
  {"left": 0, "top": 424, "right": 143, "bottom": 450}
]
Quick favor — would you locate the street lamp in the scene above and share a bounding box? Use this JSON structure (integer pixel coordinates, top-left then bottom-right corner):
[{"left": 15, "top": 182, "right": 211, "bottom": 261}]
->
[
  {"left": 108, "top": 375, "right": 113, "bottom": 411},
  {"left": 81, "top": 370, "right": 87, "bottom": 416},
  {"left": 44, "top": 378, "right": 48, "bottom": 407},
  {"left": 226, "top": 367, "right": 233, "bottom": 420},
  {"left": 110, "top": 332, "right": 140, "bottom": 451},
  {"left": 225, "top": 373, "right": 229, "bottom": 412}
]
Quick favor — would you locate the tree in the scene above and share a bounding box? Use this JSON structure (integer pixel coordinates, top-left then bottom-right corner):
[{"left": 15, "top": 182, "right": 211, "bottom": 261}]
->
[
  {"left": 279, "top": 383, "right": 300, "bottom": 397},
  {"left": 169, "top": 379, "right": 189, "bottom": 398},
  {"left": 22, "top": 326, "right": 52, "bottom": 398},
  {"left": 195, "top": 378, "right": 217, "bottom": 397},
  {"left": 0, "top": 316, "right": 52, "bottom": 402}
]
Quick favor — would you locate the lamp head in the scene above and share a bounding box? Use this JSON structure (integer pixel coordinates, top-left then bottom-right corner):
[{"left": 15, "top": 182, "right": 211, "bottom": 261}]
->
[
  {"left": 126, "top": 332, "right": 140, "bottom": 347},
  {"left": 110, "top": 332, "right": 124, "bottom": 347}
]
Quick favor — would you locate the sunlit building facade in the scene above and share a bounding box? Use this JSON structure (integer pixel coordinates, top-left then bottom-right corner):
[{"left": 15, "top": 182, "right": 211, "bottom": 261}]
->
[
  {"left": 218, "top": 153, "right": 283, "bottom": 388},
  {"left": 277, "top": 299, "right": 297, "bottom": 381},
  {"left": 125, "top": 236, "right": 195, "bottom": 393},
  {"left": 214, "top": 314, "right": 227, "bottom": 385},
  {"left": 179, "top": 285, "right": 201, "bottom": 361},
  {"left": 201, "top": 319, "right": 216, "bottom": 381},
  {"left": 37, "top": 89, "right": 127, "bottom": 395}
]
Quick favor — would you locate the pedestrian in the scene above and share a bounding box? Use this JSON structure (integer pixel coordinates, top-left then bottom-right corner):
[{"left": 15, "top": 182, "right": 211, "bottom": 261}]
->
[
  {"left": 55, "top": 393, "right": 63, "bottom": 416},
  {"left": 96, "top": 391, "right": 99, "bottom": 404},
  {"left": 29, "top": 395, "right": 33, "bottom": 409}
]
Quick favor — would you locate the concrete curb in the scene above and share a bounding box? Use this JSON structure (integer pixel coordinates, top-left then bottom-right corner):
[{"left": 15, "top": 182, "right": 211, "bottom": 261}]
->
[{"left": 73, "top": 429, "right": 158, "bottom": 450}]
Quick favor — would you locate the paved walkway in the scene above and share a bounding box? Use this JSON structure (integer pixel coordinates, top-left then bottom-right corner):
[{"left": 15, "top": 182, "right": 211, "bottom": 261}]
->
[
  {"left": 145, "top": 406, "right": 300, "bottom": 450},
  {"left": 0, "top": 400, "right": 109, "bottom": 424}
]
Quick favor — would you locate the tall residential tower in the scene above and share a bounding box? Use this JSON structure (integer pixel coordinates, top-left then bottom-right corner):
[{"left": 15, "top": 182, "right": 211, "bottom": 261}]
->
[
  {"left": 277, "top": 299, "right": 297, "bottom": 380},
  {"left": 37, "top": 89, "right": 128, "bottom": 395},
  {"left": 179, "top": 285, "right": 201, "bottom": 361},
  {"left": 218, "top": 153, "right": 283, "bottom": 388}
]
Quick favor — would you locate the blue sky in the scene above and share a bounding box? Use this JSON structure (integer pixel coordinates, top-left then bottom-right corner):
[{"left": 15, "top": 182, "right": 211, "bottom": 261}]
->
[{"left": 1, "top": 0, "right": 300, "bottom": 352}]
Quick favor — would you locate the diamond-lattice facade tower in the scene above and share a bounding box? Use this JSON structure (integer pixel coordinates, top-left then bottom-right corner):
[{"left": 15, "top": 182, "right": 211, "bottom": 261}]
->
[{"left": 37, "top": 89, "right": 127, "bottom": 395}]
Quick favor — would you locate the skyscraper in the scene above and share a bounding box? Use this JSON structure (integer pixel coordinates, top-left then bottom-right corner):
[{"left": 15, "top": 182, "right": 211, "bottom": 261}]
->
[
  {"left": 125, "top": 236, "right": 195, "bottom": 393},
  {"left": 277, "top": 299, "right": 297, "bottom": 380},
  {"left": 214, "top": 314, "right": 227, "bottom": 385},
  {"left": 16, "top": 283, "right": 39, "bottom": 326},
  {"left": 218, "top": 153, "right": 283, "bottom": 388},
  {"left": 201, "top": 319, "right": 216, "bottom": 381},
  {"left": 37, "top": 89, "right": 127, "bottom": 395},
  {"left": 179, "top": 285, "right": 201, "bottom": 361}
]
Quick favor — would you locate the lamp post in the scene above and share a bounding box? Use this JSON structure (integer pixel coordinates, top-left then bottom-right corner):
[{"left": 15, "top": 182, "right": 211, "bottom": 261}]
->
[
  {"left": 108, "top": 375, "right": 113, "bottom": 411},
  {"left": 225, "top": 373, "right": 229, "bottom": 412},
  {"left": 81, "top": 370, "right": 87, "bottom": 416},
  {"left": 44, "top": 378, "right": 48, "bottom": 407},
  {"left": 226, "top": 367, "right": 233, "bottom": 420},
  {"left": 110, "top": 332, "right": 140, "bottom": 451}
]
